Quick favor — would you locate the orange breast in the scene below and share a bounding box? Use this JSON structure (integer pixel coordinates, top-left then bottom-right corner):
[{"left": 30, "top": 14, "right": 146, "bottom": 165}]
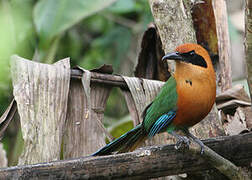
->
[{"left": 172, "top": 62, "right": 216, "bottom": 127}]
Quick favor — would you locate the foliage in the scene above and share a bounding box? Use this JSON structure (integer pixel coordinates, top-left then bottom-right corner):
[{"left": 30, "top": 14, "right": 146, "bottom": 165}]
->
[
  {"left": 0, "top": 0, "right": 35, "bottom": 114},
  {"left": 0, "top": 0, "right": 152, "bottom": 165}
]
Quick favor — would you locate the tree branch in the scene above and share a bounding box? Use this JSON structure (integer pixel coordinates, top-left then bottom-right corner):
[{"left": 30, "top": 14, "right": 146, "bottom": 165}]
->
[
  {"left": 71, "top": 69, "right": 129, "bottom": 89},
  {"left": 189, "top": 141, "right": 248, "bottom": 180},
  {"left": 0, "top": 132, "right": 251, "bottom": 179}
]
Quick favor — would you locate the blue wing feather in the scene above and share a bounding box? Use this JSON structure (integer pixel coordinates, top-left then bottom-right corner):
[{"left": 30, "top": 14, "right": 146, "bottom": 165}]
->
[{"left": 148, "top": 111, "right": 176, "bottom": 137}]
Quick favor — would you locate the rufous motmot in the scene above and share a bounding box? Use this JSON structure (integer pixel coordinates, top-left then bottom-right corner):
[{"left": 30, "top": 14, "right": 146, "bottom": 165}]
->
[{"left": 92, "top": 43, "right": 216, "bottom": 156}]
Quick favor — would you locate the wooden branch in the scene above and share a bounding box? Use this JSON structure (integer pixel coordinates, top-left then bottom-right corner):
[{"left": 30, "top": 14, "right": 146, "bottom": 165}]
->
[
  {"left": 1, "top": 132, "right": 252, "bottom": 179},
  {"left": 71, "top": 69, "right": 128, "bottom": 89},
  {"left": 189, "top": 141, "right": 248, "bottom": 180}
]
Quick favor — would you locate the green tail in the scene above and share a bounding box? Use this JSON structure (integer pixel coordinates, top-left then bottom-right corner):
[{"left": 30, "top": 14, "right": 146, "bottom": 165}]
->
[{"left": 92, "top": 124, "right": 146, "bottom": 156}]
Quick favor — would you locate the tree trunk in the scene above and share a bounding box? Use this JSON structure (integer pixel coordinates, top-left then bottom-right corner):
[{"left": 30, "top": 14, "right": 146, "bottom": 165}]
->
[{"left": 245, "top": 0, "right": 252, "bottom": 97}]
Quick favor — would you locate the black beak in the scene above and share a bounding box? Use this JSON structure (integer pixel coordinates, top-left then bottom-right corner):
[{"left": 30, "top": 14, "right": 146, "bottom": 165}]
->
[{"left": 162, "top": 52, "right": 183, "bottom": 62}]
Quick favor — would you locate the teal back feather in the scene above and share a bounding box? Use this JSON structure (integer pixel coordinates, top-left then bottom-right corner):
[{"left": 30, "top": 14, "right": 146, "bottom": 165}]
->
[
  {"left": 92, "top": 76, "right": 178, "bottom": 156},
  {"left": 143, "top": 76, "right": 178, "bottom": 133}
]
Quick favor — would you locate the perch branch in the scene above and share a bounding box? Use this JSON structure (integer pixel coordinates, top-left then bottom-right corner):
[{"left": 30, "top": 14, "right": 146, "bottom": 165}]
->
[
  {"left": 0, "top": 132, "right": 251, "bottom": 179},
  {"left": 189, "top": 141, "right": 248, "bottom": 180}
]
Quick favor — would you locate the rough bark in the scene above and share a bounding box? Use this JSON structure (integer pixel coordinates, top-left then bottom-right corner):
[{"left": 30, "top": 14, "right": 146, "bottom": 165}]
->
[
  {"left": 10, "top": 56, "right": 70, "bottom": 165},
  {"left": 149, "top": 0, "right": 196, "bottom": 54},
  {"left": 212, "top": 0, "right": 232, "bottom": 92},
  {"left": 0, "top": 132, "right": 251, "bottom": 180},
  {"left": 192, "top": 0, "right": 218, "bottom": 56},
  {"left": 245, "top": 0, "right": 252, "bottom": 97}
]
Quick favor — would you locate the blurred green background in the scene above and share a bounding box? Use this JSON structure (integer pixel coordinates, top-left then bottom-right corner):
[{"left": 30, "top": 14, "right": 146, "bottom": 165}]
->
[
  {"left": 0, "top": 0, "right": 246, "bottom": 166},
  {"left": 0, "top": 0, "right": 153, "bottom": 166}
]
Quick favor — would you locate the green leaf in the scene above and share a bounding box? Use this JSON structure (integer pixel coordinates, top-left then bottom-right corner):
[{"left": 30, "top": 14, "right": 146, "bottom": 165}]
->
[
  {"left": 108, "top": 0, "right": 135, "bottom": 13},
  {"left": 80, "top": 26, "right": 132, "bottom": 71},
  {"left": 34, "top": 0, "right": 117, "bottom": 44},
  {"left": 0, "top": 0, "right": 34, "bottom": 92}
]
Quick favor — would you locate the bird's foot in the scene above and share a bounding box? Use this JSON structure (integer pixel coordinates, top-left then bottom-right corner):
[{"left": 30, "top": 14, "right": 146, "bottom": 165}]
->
[
  {"left": 174, "top": 136, "right": 190, "bottom": 150},
  {"left": 182, "top": 129, "right": 205, "bottom": 154},
  {"left": 193, "top": 138, "right": 205, "bottom": 154}
]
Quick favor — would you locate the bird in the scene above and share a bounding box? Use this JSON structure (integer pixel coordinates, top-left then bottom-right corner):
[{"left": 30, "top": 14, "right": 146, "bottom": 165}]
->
[{"left": 92, "top": 43, "right": 216, "bottom": 156}]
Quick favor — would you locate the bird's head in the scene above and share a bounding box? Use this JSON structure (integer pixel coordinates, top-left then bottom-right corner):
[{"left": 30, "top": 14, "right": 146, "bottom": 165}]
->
[
  {"left": 162, "top": 43, "right": 216, "bottom": 85},
  {"left": 162, "top": 43, "right": 213, "bottom": 69}
]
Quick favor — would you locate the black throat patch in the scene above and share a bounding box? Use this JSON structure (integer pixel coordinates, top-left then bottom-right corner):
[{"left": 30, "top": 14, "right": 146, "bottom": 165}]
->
[{"left": 180, "top": 50, "right": 207, "bottom": 68}]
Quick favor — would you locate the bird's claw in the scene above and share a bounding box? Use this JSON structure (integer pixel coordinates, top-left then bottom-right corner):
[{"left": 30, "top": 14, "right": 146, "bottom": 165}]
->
[
  {"left": 191, "top": 136, "right": 205, "bottom": 154},
  {"left": 200, "top": 146, "right": 204, "bottom": 154},
  {"left": 174, "top": 136, "right": 190, "bottom": 150}
]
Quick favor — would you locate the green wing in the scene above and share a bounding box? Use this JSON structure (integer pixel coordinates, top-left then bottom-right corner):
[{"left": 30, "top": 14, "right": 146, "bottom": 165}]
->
[{"left": 143, "top": 76, "right": 178, "bottom": 133}]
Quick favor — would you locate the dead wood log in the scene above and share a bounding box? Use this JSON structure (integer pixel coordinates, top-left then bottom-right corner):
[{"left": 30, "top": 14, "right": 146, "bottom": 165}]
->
[{"left": 0, "top": 132, "right": 251, "bottom": 179}]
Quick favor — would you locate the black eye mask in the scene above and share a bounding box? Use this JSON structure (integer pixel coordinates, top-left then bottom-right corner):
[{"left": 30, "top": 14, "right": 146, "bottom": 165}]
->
[
  {"left": 179, "top": 50, "right": 207, "bottom": 68},
  {"left": 162, "top": 50, "right": 208, "bottom": 68}
]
